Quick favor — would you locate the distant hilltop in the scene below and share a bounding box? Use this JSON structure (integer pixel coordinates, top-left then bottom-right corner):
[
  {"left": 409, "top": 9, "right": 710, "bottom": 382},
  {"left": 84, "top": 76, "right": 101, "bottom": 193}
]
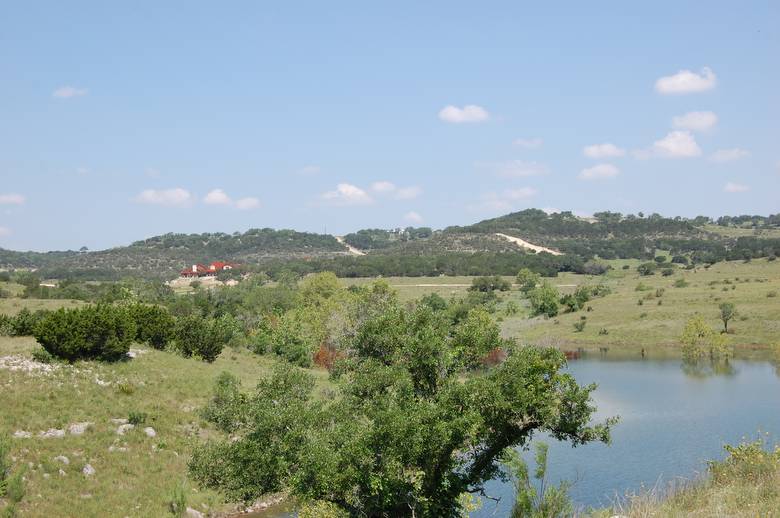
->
[{"left": 0, "top": 209, "right": 778, "bottom": 279}]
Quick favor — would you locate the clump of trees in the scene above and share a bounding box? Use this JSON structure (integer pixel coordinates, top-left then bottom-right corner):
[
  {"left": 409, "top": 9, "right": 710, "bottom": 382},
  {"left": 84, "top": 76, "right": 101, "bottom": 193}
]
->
[
  {"left": 173, "top": 315, "right": 230, "bottom": 363},
  {"left": 680, "top": 315, "right": 732, "bottom": 362},
  {"left": 33, "top": 304, "right": 136, "bottom": 362},
  {"left": 528, "top": 282, "right": 560, "bottom": 318},
  {"left": 469, "top": 275, "right": 511, "bottom": 293},
  {"left": 189, "top": 300, "right": 614, "bottom": 517},
  {"left": 128, "top": 303, "right": 175, "bottom": 349}
]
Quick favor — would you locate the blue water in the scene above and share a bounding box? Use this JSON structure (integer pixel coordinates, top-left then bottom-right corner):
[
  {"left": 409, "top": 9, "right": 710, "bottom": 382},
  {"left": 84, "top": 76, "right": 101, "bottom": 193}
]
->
[
  {"left": 252, "top": 357, "right": 780, "bottom": 517},
  {"left": 474, "top": 358, "right": 780, "bottom": 516}
]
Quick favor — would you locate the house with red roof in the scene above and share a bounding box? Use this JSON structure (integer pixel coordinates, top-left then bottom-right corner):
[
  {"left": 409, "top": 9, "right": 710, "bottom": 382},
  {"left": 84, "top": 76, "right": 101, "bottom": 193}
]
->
[{"left": 180, "top": 261, "right": 237, "bottom": 278}]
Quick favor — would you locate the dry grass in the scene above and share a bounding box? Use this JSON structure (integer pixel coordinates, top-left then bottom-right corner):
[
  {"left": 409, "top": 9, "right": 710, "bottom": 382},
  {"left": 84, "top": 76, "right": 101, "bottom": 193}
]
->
[{"left": 0, "top": 336, "right": 331, "bottom": 517}]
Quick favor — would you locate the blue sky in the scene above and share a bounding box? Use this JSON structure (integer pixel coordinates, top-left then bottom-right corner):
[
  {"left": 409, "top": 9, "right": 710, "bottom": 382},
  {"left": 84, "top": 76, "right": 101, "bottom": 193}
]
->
[{"left": 1, "top": 1, "right": 778, "bottom": 251}]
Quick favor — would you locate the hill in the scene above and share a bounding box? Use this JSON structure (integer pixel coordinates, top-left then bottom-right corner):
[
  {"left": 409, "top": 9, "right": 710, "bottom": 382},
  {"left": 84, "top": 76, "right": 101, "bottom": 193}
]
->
[{"left": 1, "top": 210, "right": 778, "bottom": 279}]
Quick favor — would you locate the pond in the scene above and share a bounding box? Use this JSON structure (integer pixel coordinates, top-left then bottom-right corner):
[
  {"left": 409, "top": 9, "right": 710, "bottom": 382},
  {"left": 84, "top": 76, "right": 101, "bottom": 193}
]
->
[{"left": 249, "top": 355, "right": 780, "bottom": 517}]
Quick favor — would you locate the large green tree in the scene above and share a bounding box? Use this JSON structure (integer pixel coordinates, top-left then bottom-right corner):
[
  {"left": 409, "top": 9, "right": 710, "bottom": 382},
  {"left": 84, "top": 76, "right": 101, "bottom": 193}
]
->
[{"left": 190, "top": 305, "right": 612, "bottom": 517}]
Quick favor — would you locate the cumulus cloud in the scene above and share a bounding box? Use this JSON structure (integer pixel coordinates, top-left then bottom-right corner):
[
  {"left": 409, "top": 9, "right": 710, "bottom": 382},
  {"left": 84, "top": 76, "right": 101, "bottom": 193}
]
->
[
  {"left": 579, "top": 163, "right": 620, "bottom": 180},
  {"left": 203, "top": 189, "right": 232, "bottom": 205},
  {"left": 709, "top": 148, "right": 750, "bottom": 163},
  {"left": 672, "top": 111, "right": 718, "bottom": 132},
  {"left": 513, "top": 137, "right": 543, "bottom": 149},
  {"left": 370, "top": 181, "right": 396, "bottom": 193},
  {"left": 635, "top": 131, "right": 702, "bottom": 159},
  {"left": 404, "top": 211, "right": 424, "bottom": 224},
  {"left": 0, "top": 193, "right": 26, "bottom": 205},
  {"left": 235, "top": 197, "right": 261, "bottom": 210},
  {"left": 438, "top": 105, "right": 490, "bottom": 123},
  {"left": 203, "top": 189, "right": 261, "bottom": 209},
  {"left": 52, "top": 86, "right": 88, "bottom": 99},
  {"left": 322, "top": 183, "right": 374, "bottom": 206},
  {"left": 724, "top": 182, "right": 749, "bottom": 193},
  {"left": 476, "top": 160, "right": 549, "bottom": 178},
  {"left": 655, "top": 67, "right": 716, "bottom": 94},
  {"left": 370, "top": 181, "right": 422, "bottom": 200},
  {"left": 134, "top": 188, "right": 193, "bottom": 207},
  {"left": 583, "top": 143, "right": 625, "bottom": 159}
]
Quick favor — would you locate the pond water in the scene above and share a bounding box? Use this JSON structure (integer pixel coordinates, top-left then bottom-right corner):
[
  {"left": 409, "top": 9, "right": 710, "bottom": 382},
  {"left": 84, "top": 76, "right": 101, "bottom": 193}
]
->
[{"left": 250, "top": 355, "right": 780, "bottom": 517}]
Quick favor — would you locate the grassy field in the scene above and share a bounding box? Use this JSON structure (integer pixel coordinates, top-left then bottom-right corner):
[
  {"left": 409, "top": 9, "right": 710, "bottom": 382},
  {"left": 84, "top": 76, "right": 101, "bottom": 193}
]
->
[
  {"left": 703, "top": 224, "right": 780, "bottom": 239},
  {"left": 0, "top": 297, "right": 85, "bottom": 316},
  {"left": 347, "top": 259, "right": 780, "bottom": 355},
  {"left": 0, "top": 337, "right": 331, "bottom": 517}
]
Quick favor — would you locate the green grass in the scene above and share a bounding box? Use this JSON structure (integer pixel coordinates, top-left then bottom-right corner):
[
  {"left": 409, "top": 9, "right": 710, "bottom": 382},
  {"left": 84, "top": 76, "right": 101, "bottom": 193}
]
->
[
  {"left": 0, "top": 337, "right": 331, "bottom": 517},
  {"left": 703, "top": 224, "right": 780, "bottom": 239},
  {"left": 0, "top": 297, "right": 85, "bottom": 316},
  {"left": 346, "top": 260, "right": 780, "bottom": 354}
]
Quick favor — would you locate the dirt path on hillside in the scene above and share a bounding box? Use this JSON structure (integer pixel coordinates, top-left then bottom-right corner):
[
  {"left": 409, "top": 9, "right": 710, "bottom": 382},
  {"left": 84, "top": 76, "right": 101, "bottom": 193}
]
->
[
  {"left": 335, "top": 236, "right": 366, "bottom": 256},
  {"left": 494, "top": 233, "right": 563, "bottom": 255}
]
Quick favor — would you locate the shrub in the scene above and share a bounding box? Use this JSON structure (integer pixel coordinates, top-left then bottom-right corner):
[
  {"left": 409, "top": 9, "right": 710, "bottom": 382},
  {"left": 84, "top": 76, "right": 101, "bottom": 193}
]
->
[
  {"left": 661, "top": 268, "right": 674, "bottom": 277},
  {"left": 419, "top": 292, "right": 447, "bottom": 311},
  {"left": 33, "top": 304, "right": 135, "bottom": 362},
  {"left": 673, "top": 278, "right": 690, "bottom": 288},
  {"left": 167, "top": 480, "right": 189, "bottom": 517},
  {"left": 516, "top": 268, "right": 541, "bottom": 294},
  {"left": 469, "top": 275, "right": 511, "bottom": 293},
  {"left": 528, "top": 282, "right": 560, "bottom": 318},
  {"left": 598, "top": 327, "right": 609, "bottom": 335},
  {"left": 573, "top": 321, "right": 586, "bottom": 332},
  {"left": 200, "top": 372, "right": 247, "bottom": 433},
  {"left": 637, "top": 262, "right": 657, "bottom": 276},
  {"left": 173, "top": 316, "right": 227, "bottom": 363},
  {"left": 128, "top": 411, "right": 148, "bottom": 426},
  {"left": 128, "top": 303, "right": 175, "bottom": 349},
  {"left": 268, "top": 309, "right": 320, "bottom": 367},
  {"left": 31, "top": 348, "right": 54, "bottom": 364},
  {"left": 10, "top": 308, "right": 49, "bottom": 336},
  {"left": 504, "top": 300, "right": 520, "bottom": 316},
  {"left": 767, "top": 291, "right": 778, "bottom": 298}
]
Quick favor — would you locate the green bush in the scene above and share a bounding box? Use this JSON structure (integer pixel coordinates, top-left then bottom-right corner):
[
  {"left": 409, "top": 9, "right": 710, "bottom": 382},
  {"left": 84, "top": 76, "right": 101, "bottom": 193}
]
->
[
  {"left": 128, "top": 303, "right": 175, "bottom": 349},
  {"left": 528, "top": 282, "right": 560, "bottom": 318},
  {"left": 199, "top": 372, "right": 248, "bottom": 433},
  {"left": 10, "top": 308, "right": 49, "bottom": 336},
  {"left": 173, "top": 316, "right": 227, "bottom": 362},
  {"left": 31, "top": 348, "right": 54, "bottom": 364},
  {"left": 128, "top": 411, "right": 148, "bottom": 426},
  {"left": 33, "top": 304, "right": 135, "bottom": 362}
]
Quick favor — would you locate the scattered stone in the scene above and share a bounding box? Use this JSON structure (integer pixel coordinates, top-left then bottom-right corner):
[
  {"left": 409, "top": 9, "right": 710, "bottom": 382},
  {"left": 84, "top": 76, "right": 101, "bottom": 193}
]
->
[
  {"left": 58, "top": 469, "right": 66, "bottom": 476},
  {"left": 95, "top": 377, "right": 110, "bottom": 387},
  {"left": 108, "top": 445, "right": 128, "bottom": 453},
  {"left": 143, "top": 427, "right": 156, "bottom": 438},
  {"left": 82, "top": 464, "right": 95, "bottom": 476},
  {"left": 39, "top": 428, "right": 66, "bottom": 439},
  {"left": 116, "top": 424, "right": 134, "bottom": 435},
  {"left": 43, "top": 473, "right": 50, "bottom": 479},
  {"left": 0, "top": 355, "right": 60, "bottom": 375},
  {"left": 110, "top": 418, "right": 128, "bottom": 425},
  {"left": 69, "top": 422, "right": 91, "bottom": 435},
  {"left": 185, "top": 508, "right": 204, "bottom": 518},
  {"left": 54, "top": 455, "right": 70, "bottom": 465},
  {"left": 13, "top": 430, "right": 31, "bottom": 439}
]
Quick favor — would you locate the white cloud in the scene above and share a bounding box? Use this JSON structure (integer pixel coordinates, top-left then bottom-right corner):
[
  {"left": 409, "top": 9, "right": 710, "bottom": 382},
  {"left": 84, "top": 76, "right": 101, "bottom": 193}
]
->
[
  {"left": 724, "top": 182, "right": 749, "bottom": 193},
  {"left": 145, "top": 168, "right": 161, "bottom": 178},
  {"left": 134, "top": 188, "right": 193, "bottom": 207},
  {"left": 298, "top": 165, "right": 321, "bottom": 175},
  {"left": 203, "top": 189, "right": 232, "bottom": 205},
  {"left": 513, "top": 137, "right": 543, "bottom": 149},
  {"left": 709, "top": 148, "right": 750, "bottom": 163},
  {"left": 477, "top": 160, "right": 549, "bottom": 178},
  {"left": 371, "top": 181, "right": 396, "bottom": 193},
  {"left": 52, "top": 86, "right": 88, "bottom": 99},
  {"left": 235, "top": 197, "right": 261, "bottom": 210},
  {"left": 0, "top": 226, "right": 10, "bottom": 237},
  {"left": 321, "top": 183, "right": 373, "bottom": 206},
  {"left": 672, "top": 111, "right": 718, "bottom": 132},
  {"left": 0, "top": 193, "right": 26, "bottom": 205},
  {"left": 655, "top": 67, "right": 716, "bottom": 94},
  {"left": 438, "top": 104, "right": 490, "bottom": 123},
  {"left": 404, "top": 211, "right": 424, "bottom": 224},
  {"left": 635, "top": 131, "right": 702, "bottom": 159},
  {"left": 369, "top": 181, "right": 422, "bottom": 200},
  {"left": 579, "top": 163, "right": 620, "bottom": 180},
  {"left": 583, "top": 143, "right": 625, "bottom": 159}
]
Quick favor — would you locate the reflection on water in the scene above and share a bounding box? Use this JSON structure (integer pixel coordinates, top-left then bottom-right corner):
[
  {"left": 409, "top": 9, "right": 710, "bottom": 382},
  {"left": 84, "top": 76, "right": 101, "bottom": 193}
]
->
[{"left": 473, "top": 357, "right": 780, "bottom": 517}]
